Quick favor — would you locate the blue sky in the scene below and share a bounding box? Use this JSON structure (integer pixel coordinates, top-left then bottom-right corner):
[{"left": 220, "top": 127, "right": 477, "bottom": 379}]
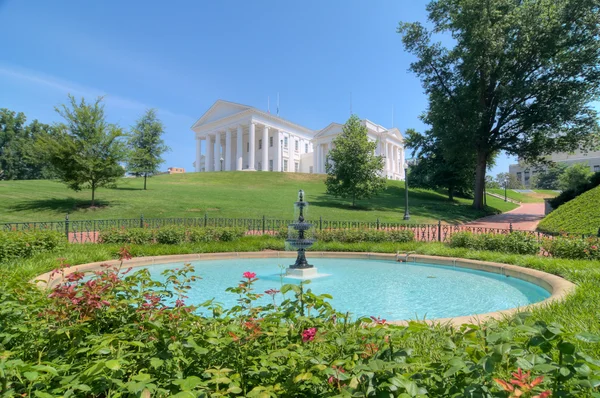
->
[{"left": 1, "top": 0, "right": 516, "bottom": 175}]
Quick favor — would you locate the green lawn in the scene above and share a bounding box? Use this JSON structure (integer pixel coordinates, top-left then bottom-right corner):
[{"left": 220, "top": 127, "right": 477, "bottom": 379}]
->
[
  {"left": 0, "top": 172, "right": 517, "bottom": 224},
  {"left": 488, "top": 188, "right": 558, "bottom": 203}
]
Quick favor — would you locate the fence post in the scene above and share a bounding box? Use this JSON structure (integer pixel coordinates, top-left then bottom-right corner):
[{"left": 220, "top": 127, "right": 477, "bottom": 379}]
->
[
  {"left": 140, "top": 214, "right": 144, "bottom": 228},
  {"left": 204, "top": 213, "right": 208, "bottom": 228},
  {"left": 319, "top": 216, "right": 322, "bottom": 231},
  {"left": 438, "top": 220, "right": 442, "bottom": 242},
  {"left": 376, "top": 218, "right": 380, "bottom": 230},
  {"left": 597, "top": 227, "right": 600, "bottom": 237},
  {"left": 65, "top": 213, "right": 69, "bottom": 240},
  {"left": 509, "top": 223, "right": 513, "bottom": 233}
]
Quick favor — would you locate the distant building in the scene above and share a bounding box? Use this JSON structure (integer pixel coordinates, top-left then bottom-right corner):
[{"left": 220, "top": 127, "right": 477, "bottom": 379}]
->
[
  {"left": 167, "top": 167, "right": 186, "bottom": 174},
  {"left": 191, "top": 100, "right": 406, "bottom": 179},
  {"left": 509, "top": 149, "right": 600, "bottom": 187}
]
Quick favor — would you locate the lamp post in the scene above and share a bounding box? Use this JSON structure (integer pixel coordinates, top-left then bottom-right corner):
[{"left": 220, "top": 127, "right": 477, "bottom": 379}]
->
[
  {"left": 504, "top": 177, "right": 508, "bottom": 202},
  {"left": 220, "top": 157, "right": 224, "bottom": 171},
  {"left": 403, "top": 161, "right": 410, "bottom": 221}
]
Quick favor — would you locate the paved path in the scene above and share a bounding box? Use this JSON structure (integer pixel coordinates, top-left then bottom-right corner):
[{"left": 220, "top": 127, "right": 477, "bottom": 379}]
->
[{"left": 465, "top": 203, "right": 545, "bottom": 231}]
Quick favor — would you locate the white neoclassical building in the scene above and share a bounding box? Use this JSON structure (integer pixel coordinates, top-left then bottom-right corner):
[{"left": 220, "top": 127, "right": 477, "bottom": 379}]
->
[{"left": 191, "top": 100, "right": 405, "bottom": 179}]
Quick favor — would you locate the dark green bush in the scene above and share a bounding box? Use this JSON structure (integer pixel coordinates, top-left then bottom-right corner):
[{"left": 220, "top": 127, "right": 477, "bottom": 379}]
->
[
  {"left": 316, "top": 228, "right": 414, "bottom": 243},
  {"left": 550, "top": 171, "right": 600, "bottom": 209},
  {"left": 542, "top": 235, "right": 600, "bottom": 260},
  {"left": 98, "top": 227, "right": 128, "bottom": 244},
  {"left": 155, "top": 225, "right": 187, "bottom": 244},
  {"left": 448, "top": 231, "right": 540, "bottom": 255},
  {"left": 0, "top": 230, "right": 65, "bottom": 262}
]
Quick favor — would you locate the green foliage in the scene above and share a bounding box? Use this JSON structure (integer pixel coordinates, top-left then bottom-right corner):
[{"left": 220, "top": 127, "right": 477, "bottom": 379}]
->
[
  {"left": 448, "top": 231, "right": 540, "bottom": 255},
  {"left": 532, "top": 163, "right": 569, "bottom": 190},
  {"left": 127, "top": 109, "right": 170, "bottom": 190},
  {"left": 0, "top": 230, "right": 65, "bottom": 262},
  {"left": 316, "top": 228, "right": 414, "bottom": 243},
  {"left": 0, "top": 254, "right": 598, "bottom": 396},
  {"left": 34, "top": 96, "right": 127, "bottom": 206},
  {"left": 550, "top": 172, "right": 600, "bottom": 209},
  {"left": 496, "top": 172, "right": 524, "bottom": 190},
  {"left": 539, "top": 185, "right": 600, "bottom": 235},
  {"left": 542, "top": 235, "right": 600, "bottom": 261},
  {"left": 559, "top": 163, "right": 594, "bottom": 192},
  {"left": 0, "top": 108, "right": 56, "bottom": 180},
  {"left": 98, "top": 226, "right": 246, "bottom": 245},
  {"left": 398, "top": 0, "right": 600, "bottom": 210},
  {"left": 325, "top": 115, "right": 386, "bottom": 206}
]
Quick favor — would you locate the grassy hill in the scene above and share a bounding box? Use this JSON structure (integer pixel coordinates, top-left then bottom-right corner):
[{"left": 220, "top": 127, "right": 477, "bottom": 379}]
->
[
  {"left": 487, "top": 188, "right": 557, "bottom": 203},
  {"left": 537, "top": 185, "right": 600, "bottom": 235},
  {"left": 0, "top": 172, "right": 517, "bottom": 224}
]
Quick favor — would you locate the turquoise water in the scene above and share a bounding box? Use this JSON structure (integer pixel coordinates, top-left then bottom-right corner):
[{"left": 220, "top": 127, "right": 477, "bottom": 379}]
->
[{"left": 143, "top": 258, "right": 550, "bottom": 320}]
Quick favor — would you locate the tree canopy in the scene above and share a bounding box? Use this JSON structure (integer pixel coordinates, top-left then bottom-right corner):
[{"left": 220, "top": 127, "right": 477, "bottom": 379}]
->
[
  {"left": 398, "top": 0, "right": 600, "bottom": 209},
  {"left": 325, "top": 115, "right": 386, "bottom": 207},
  {"left": 558, "top": 163, "right": 593, "bottom": 191},
  {"left": 127, "top": 109, "right": 169, "bottom": 190},
  {"left": 36, "top": 96, "right": 127, "bottom": 206}
]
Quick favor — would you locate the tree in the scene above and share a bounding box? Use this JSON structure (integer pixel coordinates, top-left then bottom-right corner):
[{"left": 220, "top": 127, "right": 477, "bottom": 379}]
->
[
  {"left": 398, "top": 0, "right": 600, "bottom": 210},
  {"left": 127, "top": 109, "right": 169, "bottom": 190},
  {"left": 36, "top": 96, "right": 126, "bottom": 206},
  {"left": 558, "top": 163, "right": 593, "bottom": 191},
  {"left": 495, "top": 172, "right": 523, "bottom": 190},
  {"left": 0, "top": 109, "right": 55, "bottom": 180},
  {"left": 325, "top": 115, "right": 386, "bottom": 206},
  {"left": 485, "top": 175, "right": 500, "bottom": 189},
  {"left": 531, "top": 163, "right": 568, "bottom": 190},
  {"left": 404, "top": 128, "right": 475, "bottom": 200}
]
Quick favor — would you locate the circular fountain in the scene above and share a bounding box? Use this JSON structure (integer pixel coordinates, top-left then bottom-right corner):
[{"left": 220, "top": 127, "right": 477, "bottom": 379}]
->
[{"left": 285, "top": 189, "right": 318, "bottom": 279}]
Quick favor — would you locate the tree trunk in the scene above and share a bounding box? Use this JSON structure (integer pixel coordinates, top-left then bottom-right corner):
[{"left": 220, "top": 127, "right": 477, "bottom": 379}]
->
[
  {"left": 448, "top": 186, "right": 454, "bottom": 201},
  {"left": 91, "top": 184, "right": 95, "bottom": 207},
  {"left": 144, "top": 173, "right": 147, "bottom": 190},
  {"left": 352, "top": 193, "right": 355, "bottom": 207},
  {"left": 472, "top": 151, "right": 487, "bottom": 210}
]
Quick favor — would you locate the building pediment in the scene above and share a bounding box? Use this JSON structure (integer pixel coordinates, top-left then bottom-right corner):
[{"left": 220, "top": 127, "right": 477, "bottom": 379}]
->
[
  {"left": 313, "top": 123, "right": 343, "bottom": 139},
  {"left": 191, "top": 100, "right": 252, "bottom": 129}
]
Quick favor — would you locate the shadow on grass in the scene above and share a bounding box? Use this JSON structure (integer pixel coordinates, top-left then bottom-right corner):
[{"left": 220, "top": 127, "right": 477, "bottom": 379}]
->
[
  {"left": 9, "top": 198, "right": 112, "bottom": 214},
  {"left": 110, "top": 187, "right": 143, "bottom": 191}
]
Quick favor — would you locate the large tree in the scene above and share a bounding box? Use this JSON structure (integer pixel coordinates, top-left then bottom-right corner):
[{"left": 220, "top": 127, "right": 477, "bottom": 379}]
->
[
  {"left": 127, "top": 109, "right": 169, "bottom": 190},
  {"left": 36, "top": 96, "right": 126, "bottom": 206},
  {"left": 398, "top": 0, "right": 600, "bottom": 209},
  {"left": 531, "top": 163, "right": 568, "bottom": 190},
  {"left": 325, "top": 115, "right": 386, "bottom": 207},
  {"left": 0, "top": 109, "right": 55, "bottom": 180},
  {"left": 558, "top": 163, "right": 593, "bottom": 191}
]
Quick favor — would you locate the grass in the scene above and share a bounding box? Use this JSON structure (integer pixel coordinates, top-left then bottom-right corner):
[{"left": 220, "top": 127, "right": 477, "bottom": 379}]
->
[
  {"left": 488, "top": 188, "right": 558, "bottom": 203},
  {"left": 0, "top": 172, "right": 517, "bottom": 224},
  {"left": 538, "top": 185, "right": 600, "bottom": 235},
  {"left": 4, "top": 237, "right": 600, "bottom": 358}
]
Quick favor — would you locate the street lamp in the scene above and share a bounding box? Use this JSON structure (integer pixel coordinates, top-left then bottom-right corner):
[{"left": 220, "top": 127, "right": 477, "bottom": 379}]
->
[
  {"left": 220, "top": 157, "right": 224, "bottom": 171},
  {"left": 504, "top": 177, "right": 508, "bottom": 202},
  {"left": 403, "top": 161, "right": 410, "bottom": 221}
]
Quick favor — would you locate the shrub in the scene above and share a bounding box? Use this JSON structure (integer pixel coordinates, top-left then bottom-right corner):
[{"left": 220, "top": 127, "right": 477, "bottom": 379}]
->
[
  {"left": 189, "top": 227, "right": 246, "bottom": 243},
  {"left": 550, "top": 171, "right": 600, "bottom": 209},
  {"left": 448, "top": 231, "right": 540, "bottom": 255},
  {"left": 98, "top": 227, "right": 128, "bottom": 244},
  {"left": 0, "top": 230, "right": 65, "bottom": 262},
  {"left": 315, "top": 228, "right": 414, "bottom": 243},
  {"left": 99, "top": 227, "right": 154, "bottom": 244},
  {"left": 155, "top": 225, "right": 187, "bottom": 244},
  {"left": 542, "top": 235, "right": 600, "bottom": 260}
]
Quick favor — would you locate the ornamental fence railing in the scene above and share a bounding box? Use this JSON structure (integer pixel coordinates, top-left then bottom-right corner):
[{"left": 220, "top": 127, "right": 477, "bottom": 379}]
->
[{"left": 0, "top": 214, "right": 561, "bottom": 244}]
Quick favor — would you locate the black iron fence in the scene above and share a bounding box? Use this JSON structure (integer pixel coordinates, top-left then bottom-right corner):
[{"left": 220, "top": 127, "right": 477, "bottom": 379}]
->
[{"left": 1, "top": 214, "right": 555, "bottom": 244}]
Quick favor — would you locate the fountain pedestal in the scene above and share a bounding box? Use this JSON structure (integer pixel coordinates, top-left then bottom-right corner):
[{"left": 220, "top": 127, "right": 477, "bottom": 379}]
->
[
  {"left": 286, "top": 267, "right": 319, "bottom": 278},
  {"left": 285, "top": 190, "right": 317, "bottom": 279}
]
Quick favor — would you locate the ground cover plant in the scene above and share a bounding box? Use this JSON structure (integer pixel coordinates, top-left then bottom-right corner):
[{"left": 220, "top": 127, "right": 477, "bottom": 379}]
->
[
  {"left": 538, "top": 185, "right": 600, "bottom": 235},
  {"left": 0, "top": 172, "right": 516, "bottom": 223}
]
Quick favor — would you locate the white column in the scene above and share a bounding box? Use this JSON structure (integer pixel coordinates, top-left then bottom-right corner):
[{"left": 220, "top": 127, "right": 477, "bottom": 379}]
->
[
  {"left": 392, "top": 145, "right": 398, "bottom": 175},
  {"left": 206, "top": 135, "right": 213, "bottom": 172},
  {"left": 316, "top": 144, "right": 322, "bottom": 173},
  {"left": 225, "top": 130, "right": 232, "bottom": 171},
  {"left": 384, "top": 142, "right": 390, "bottom": 175},
  {"left": 214, "top": 131, "right": 222, "bottom": 171},
  {"left": 275, "top": 130, "right": 282, "bottom": 172},
  {"left": 248, "top": 122, "right": 256, "bottom": 170},
  {"left": 195, "top": 137, "right": 202, "bottom": 172},
  {"left": 312, "top": 141, "right": 317, "bottom": 173},
  {"left": 236, "top": 125, "right": 243, "bottom": 171},
  {"left": 262, "top": 125, "right": 269, "bottom": 172}
]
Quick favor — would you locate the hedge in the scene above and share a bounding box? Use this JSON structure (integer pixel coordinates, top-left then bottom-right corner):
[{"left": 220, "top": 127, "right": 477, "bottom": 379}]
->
[
  {"left": 98, "top": 226, "right": 246, "bottom": 245},
  {"left": 0, "top": 230, "right": 65, "bottom": 262},
  {"left": 448, "top": 231, "right": 540, "bottom": 255}
]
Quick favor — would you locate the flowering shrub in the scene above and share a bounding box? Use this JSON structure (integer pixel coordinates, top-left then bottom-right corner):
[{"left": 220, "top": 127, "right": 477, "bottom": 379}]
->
[
  {"left": 0, "top": 230, "right": 65, "bottom": 261},
  {"left": 542, "top": 234, "right": 600, "bottom": 260},
  {"left": 448, "top": 231, "right": 540, "bottom": 255},
  {"left": 316, "top": 228, "right": 414, "bottom": 243},
  {"left": 1, "top": 253, "right": 599, "bottom": 396}
]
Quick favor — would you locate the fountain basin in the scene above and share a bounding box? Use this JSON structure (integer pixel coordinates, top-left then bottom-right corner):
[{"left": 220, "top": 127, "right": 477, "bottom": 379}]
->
[{"left": 35, "top": 252, "right": 575, "bottom": 325}]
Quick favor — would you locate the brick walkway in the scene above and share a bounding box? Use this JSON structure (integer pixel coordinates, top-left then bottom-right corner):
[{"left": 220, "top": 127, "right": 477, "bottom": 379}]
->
[{"left": 465, "top": 203, "right": 545, "bottom": 231}]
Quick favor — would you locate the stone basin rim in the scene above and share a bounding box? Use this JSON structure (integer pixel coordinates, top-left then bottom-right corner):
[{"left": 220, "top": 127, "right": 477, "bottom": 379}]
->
[{"left": 33, "top": 252, "right": 576, "bottom": 327}]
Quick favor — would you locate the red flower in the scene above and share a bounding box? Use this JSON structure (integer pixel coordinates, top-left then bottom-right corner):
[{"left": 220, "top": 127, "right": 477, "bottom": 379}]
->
[
  {"left": 302, "top": 327, "right": 317, "bottom": 342},
  {"left": 243, "top": 271, "right": 256, "bottom": 279},
  {"left": 370, "top": 316, "right": 387, "bottom": 325}
]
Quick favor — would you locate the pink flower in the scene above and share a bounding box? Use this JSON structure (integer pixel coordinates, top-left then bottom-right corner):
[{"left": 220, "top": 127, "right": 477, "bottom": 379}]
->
[
  {"left": 302, "top": 327, "right": 317, "bottom": 342},
  {"left": 243, "top": 271, "right": 256, "bottom": 279},
  {"left": 264, "top": 288, "right": 280, "bottom": 296}
]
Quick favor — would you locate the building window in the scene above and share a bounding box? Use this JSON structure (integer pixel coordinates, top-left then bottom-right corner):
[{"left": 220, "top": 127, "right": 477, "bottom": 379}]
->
[
  {"left": 524, "top": 170, "right": 530, "bottom": 182},
  {"left": 269, "top": 136, "right": 273, "bottom": 147},
  {"left": 259, "top": 139, "right": 262, "bottom": 150},
  {"left": 269, "top": 160, "right": 273, "bottom": 171},
  {"left": 295, "top": 140, "right": 299, "bottom": 152},
  {"left": 295, "top": 162, "right": 299, "bottom": 172},
  {"left": 247, "top": 142, "right": 249, "bottom": 153},
  {"left": 283, "top": 159, "right": 288, "bottom": 171},
  {"left": 284, "top": 137, "right": 288, "bottom": 149},
  {"left": 309, "top": 166, "right": 313, "bottom": 174},
  {"left": 305, "top": 143, "right": 309, "bottom": 153},
  {"left": 517, "top": 172, "right": 522, "bottom": 181},
  {"left": 594, "top": 165, "right": 599, "bottom": 172}
]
